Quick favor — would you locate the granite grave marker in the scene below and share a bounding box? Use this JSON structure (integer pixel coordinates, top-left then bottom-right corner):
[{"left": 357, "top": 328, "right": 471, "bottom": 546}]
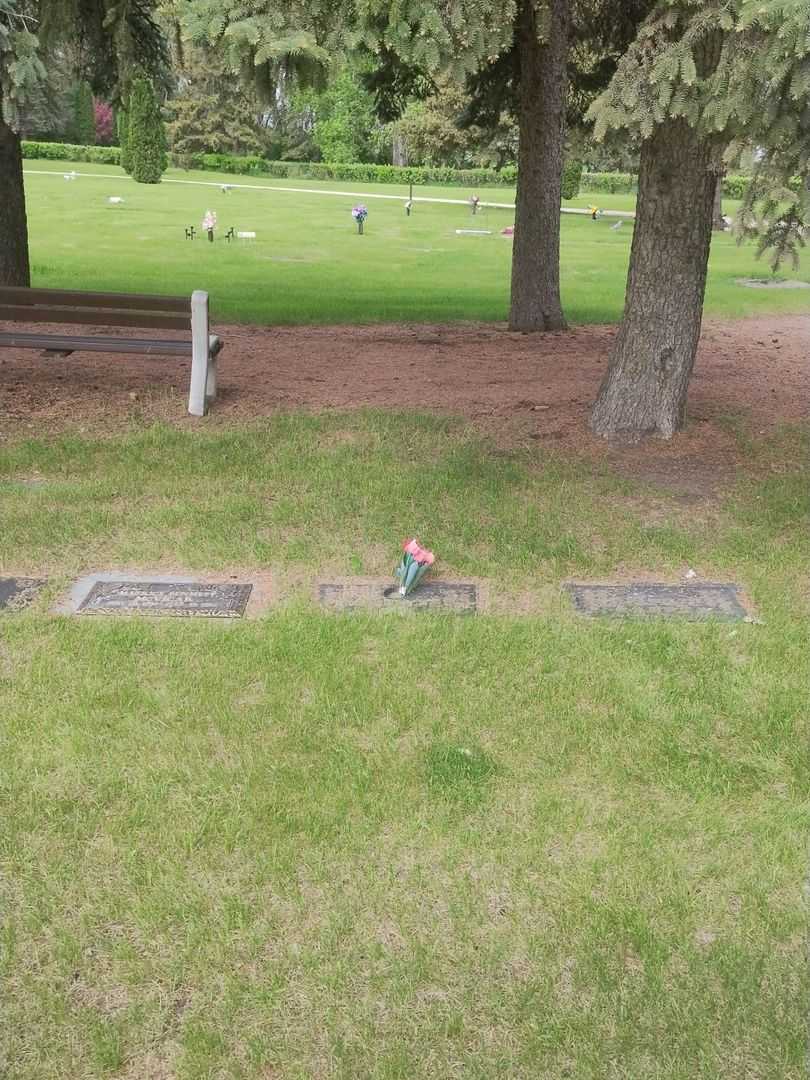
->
[
  {"left": 565, "top": 582, "right": 746, "bottom": 620},
  {"left": 77, "top": 580, "right": 252, "bottom": 618}
]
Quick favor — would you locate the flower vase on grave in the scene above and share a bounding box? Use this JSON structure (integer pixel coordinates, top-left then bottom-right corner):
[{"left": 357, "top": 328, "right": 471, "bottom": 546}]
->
[
  {"left": 351, "top": 204, "right": 368, "bottom": 234},
  {"left": 202, "top": 209, "right": 217, "bottom": 243},
  {"left": 395, "top": 538, "right": 435, "bottom": 597}
]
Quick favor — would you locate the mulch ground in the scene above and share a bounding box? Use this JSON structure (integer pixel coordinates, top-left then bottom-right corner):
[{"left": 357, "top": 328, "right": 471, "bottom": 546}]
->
[{"left": 1, "top": 315, "right": 807, "bottom": 495}]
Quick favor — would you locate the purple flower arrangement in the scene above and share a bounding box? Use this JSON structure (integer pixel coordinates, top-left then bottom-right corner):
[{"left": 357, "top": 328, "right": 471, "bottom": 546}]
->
[{"left": 352, "top": 204, "right": 368, "bottom": 233}]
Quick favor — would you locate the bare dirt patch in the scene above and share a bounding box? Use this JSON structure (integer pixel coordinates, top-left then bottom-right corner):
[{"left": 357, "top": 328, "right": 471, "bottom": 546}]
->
[
  {"left": 1, "top": 315, "right": 806, "bottom": 494},
  {"left": 736, "top": 278, "right": 810, "bottom": 289}
]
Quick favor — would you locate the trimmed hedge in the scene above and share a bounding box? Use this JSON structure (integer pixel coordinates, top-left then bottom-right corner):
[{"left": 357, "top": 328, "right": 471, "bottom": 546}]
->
[
  {"left": 188, "top": 153, "right": 521, "bottom": 188},
  {"left": 580, "top": 172, "right": 637, "bottom": 194},
  {"left": 22, "top": 141, "right": 121, "bottom": 164},
  {"left": 19, "top": 143, "right": 779, "bottom": 202},
  {"left": 580, "top": 172, "right": 773, "bottom": 200}
]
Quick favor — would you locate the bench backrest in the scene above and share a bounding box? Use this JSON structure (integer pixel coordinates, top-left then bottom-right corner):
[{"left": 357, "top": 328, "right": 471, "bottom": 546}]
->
[{"left": 0, "top": 287, "right": 192, "bottom": 332}]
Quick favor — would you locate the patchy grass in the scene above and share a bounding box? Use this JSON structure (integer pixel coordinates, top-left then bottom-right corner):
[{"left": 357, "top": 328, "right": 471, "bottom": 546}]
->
[
  {"left": 1, "top": 413, "right": 808, "bottom": 1079},
  {"left": 22, "top": 162, "right": 807, "bottom": 326}
]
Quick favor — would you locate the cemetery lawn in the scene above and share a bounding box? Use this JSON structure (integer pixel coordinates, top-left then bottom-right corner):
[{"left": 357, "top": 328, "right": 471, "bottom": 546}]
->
[
  {"left": 1, "top": 412, "right": 808, "bottom": 1079},
  {"left": 22, "top": 161, "right": 810, "bottom": 326}
]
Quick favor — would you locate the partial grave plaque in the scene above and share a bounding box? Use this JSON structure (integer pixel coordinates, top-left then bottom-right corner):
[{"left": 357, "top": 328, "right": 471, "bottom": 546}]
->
[
  {"left": 0, "top": 577, "right": 47, "bottom": 612},
  {"left": 565, "top": 582, "right": 746, "bottom": 620},
  {"left": 77, "top": 580, "right": 252, "bottom": 618},
  {"left": 319, "top": 580, "right": 478, "bottom": 615}
]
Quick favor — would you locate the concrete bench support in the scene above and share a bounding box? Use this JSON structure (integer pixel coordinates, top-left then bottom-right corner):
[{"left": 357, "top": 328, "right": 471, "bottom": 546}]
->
[{"left": 189, "top": 290, "right": 220, "bottom": 417}]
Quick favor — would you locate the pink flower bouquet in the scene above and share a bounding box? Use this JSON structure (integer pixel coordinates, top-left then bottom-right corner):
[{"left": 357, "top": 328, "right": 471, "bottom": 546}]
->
[
  {"left": 395, "top": 538, "right": 435, "bottom": 597},
  {"left": 202, "top": 209, "right": 217, "bottom": 241}
]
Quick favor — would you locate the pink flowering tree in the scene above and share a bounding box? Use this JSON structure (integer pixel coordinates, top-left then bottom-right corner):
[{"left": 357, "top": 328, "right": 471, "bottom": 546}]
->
[{"left": 94, "top": 100, "right": 115, "bottom": 146}]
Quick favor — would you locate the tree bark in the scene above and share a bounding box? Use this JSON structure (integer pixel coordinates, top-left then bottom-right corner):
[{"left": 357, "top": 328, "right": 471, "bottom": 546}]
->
[
  {"left": 392, "top": 133, "right": 407, "bottom": 167},
  {"left": 0, "top": 82, "right": 31, "bottom": 288},
  {"left": 712, "top": 172, "right": 726, "bottom": 230},
  {"left": 508, "top": 0, "right": 569, "bottom": 332},
  {"left": 589, "top": 119, "right": 716, "bottom": 439}
]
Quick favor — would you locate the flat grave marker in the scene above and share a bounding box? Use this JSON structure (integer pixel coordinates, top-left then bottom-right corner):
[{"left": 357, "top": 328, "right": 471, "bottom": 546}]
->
[
  {"left": 565, "top": 582, "right": 747, "bottom": 621},
  {"left": 319, "top": 580, "right": 478, "bottom": 615},
  {"left": 77, "top": 580, "right": 252, "bottom": 618},
  {"left": 0, "top": 577, "right": 47, "bottom": 612}
]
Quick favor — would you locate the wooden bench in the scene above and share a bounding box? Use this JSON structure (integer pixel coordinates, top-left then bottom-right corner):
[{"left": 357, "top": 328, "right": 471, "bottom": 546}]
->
[{"left": 0, "top": 287, "right": 222, "bottom": 416}]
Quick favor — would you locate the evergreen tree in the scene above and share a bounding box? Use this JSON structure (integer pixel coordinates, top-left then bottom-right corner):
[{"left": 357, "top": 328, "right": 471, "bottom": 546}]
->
[
  {"left": 167, "top": 48, "right": 264, "bottom": 164},
  {"left": 68, "top": 79, "right": 95, "bottom": 144},
  {"left": 118, "top": 106, "right": 132, "bottom": 171},
  {"left": 0, "top": 0, "right": 167, "bottom": 285},
  {"left": 128, "top": 75, "right": 167, "bottom": 183},
  {"left": 586, "top": 0, "right": 810, "bottom": 439}
]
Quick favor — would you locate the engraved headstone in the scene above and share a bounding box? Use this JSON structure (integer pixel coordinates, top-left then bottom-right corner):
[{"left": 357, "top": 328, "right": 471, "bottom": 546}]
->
[
  {"left": 565, "top": 582, "right": 746, "bottom": 620},
  {"left": 0, "top": 577, "right": 47, "bottom": 612},
  {"left": 77, "top": 580, "right": 252, "bottom": 618},
  {"left": 319, "top": 580, "right": 477, "bottom": 614}
]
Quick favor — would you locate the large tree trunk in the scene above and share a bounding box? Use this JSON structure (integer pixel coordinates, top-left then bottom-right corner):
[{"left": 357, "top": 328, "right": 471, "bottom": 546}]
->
[
  {"left": 589, "top": 119, "right": 716, "bottom": 439},
  {"left": 0, "top": 85, "right": 31, "bottom": 288},
  {"left": 508, "top": 0, "right": 569, "bottom": 332}
]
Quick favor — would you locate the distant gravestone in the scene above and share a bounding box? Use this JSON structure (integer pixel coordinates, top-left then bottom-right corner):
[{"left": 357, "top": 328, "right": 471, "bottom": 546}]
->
[
  {"left": 77, "top": 580, "right": 252, "bottom": 618},
  {"left": 0, "top": 577, "right": 46, "bottom": 612},
  {"left": 319, "top": 580, "right": 478, "bottom": 614},
  {"left": 565, "top": 582, "right": 747, "bottom": 620}
]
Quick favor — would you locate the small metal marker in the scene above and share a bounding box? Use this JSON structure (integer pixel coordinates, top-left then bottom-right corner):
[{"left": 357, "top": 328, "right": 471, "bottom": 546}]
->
[
  {"left": 77, "top": 580, "right": 252, "bottom": 618},
  {"left": 319, "top": 580, "right": 477, "bottom": 614},
  {"left": 0, "top": 577, "right": 47, "bottom": 612},
  {"left": 565, "top": 582, "right": 747, "bottom": 620}
]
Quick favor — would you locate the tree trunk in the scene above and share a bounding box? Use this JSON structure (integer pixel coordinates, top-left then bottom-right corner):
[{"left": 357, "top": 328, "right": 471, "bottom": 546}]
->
[
  {"left": 508, "top": 0, "right": 569, "bottom": 332},
  {"left": 392, "top": 133, "right": 407, "bottom": 167},
  {"left": 712, "top": 173, "right": 726, "bottom": 230},
  {"left": 588, "top": 119, "right": 716, "bottom": 440},
  {"left": 0, "top": 87, "right": 31, "bottom": 287}
]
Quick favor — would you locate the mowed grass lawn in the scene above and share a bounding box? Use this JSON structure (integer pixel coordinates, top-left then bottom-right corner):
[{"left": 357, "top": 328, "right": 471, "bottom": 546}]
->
[
  {"left": 22, "top": 161, "right": 810, "bottom": 325},
  {"left": 1, "top": 413, "right": 809, "bottom": 1078}
]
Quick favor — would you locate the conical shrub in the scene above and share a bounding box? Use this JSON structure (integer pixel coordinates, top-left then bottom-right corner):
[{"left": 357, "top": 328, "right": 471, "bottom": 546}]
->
[{"left": 128, "top": 76, "right": 167, "bottom": 184}]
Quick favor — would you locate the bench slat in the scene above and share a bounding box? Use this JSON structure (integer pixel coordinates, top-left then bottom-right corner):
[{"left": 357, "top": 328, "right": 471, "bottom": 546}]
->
[
  {"left": 0, "top": 332, "right": 193, "bottom": 356},
  {"left": 0, "top": 305, "right": 190, "bottom": 331},
  {"left": 0, "top": 286, "right": 188, "bottom": 313}
]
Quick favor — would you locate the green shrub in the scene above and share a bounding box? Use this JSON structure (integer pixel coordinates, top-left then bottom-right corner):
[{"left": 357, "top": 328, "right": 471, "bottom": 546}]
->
[
  {"left": 128, "top": 77, "right": 167, "bottom": 184},
  {"left": 184, "top": 155, "right": 518, "bottom": 188},
  {"left": 723, "top": 174, "right": 749, "bottom": 199},
  {"left": 118, "top": 110, "right": 132, "bottom": 173},
  {"left": 21, "top": 141, "right": 121, "bottom": 164},
  {"left": 561, "top": 159, "right": 583, "bottom": 200},
  {"left": 68, "top": 81, "right": 95, "bottom": 146},
  {"left": 579, "top": 171, "right": 758, "bottom": 200},
  {"left": 581, "top": 171, "right": 637, "bottom": 194}
]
